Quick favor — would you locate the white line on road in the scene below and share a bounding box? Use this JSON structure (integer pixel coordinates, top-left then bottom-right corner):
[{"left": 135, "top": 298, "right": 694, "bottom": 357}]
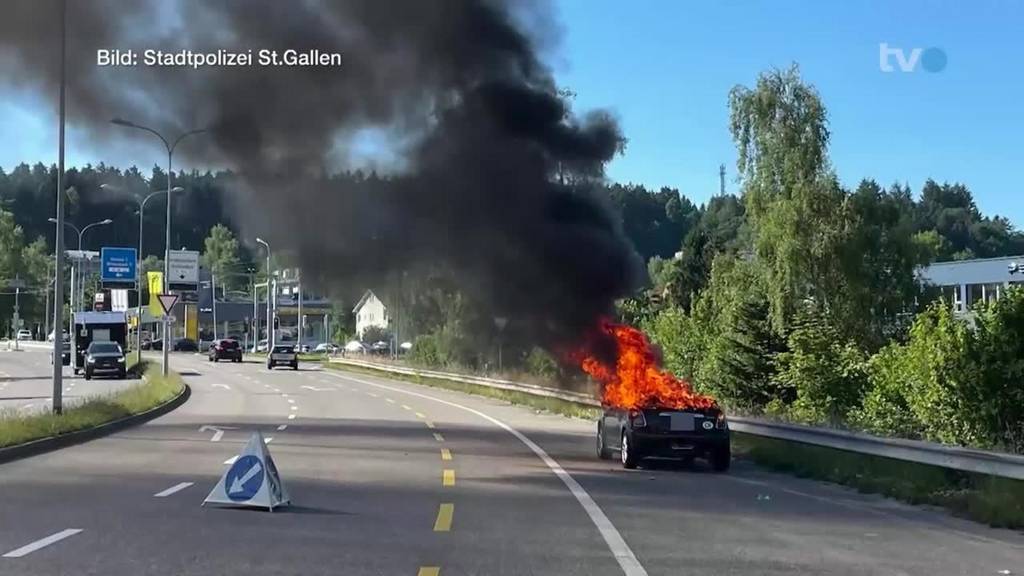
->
[
  {"left": 289, "top": 406, "right": 298, "bottom": 411},
  {"left": 287, "top": 399, "right": 295, "bottom": 404},
  {"left": 277, "top": 424, "right": 287, "bottom": 431},
  {"left": 3, "top": 529, "right": 83, "bottom": 558},
  {"left": 323, "top": 370, "right": 650, "bottom": 576},
  {"left": 281, "top": 393, "right": 289, "bottom": 397},
  {"left": 212, "top": 383, "right": 231, "bottom": 390},
  {"left": 287, "top": 414, "right": 296, "bottom": 420},
  {"left": 153, "top": 482, "right": 194, "bottom": 498}
]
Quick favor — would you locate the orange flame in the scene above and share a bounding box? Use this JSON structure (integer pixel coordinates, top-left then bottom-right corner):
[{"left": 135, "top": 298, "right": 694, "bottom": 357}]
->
[{"left": 578, "top": 320, "right": 717, "bottom": 410}]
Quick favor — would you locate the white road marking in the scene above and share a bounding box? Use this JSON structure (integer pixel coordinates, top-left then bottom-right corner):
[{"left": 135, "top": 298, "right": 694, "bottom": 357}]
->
[
  {"left": 366, "top": 392, "right": 379, "bottom": 398},
  {"left": 264, "top": 437, "right": 274, "bottom": 444},
  {"left": 3, "top": 529, "right": 83, "bottom": 558},
  {"left": 199, "top": 425, "right": 236, "bottom": 442},
  {"left": 212, "top": 383, "right": 231, "bottom": 390},
  {"left": 289, "top": 406, "right": 298, "bottom": 411},
  {"left": 153, "top": 482, "right": 194, "bottom": 498},
  {"left": 281, "top": 393, "right": 289, "bottom": 397},
  {"left": 224, "top": 455, "right": 238, "bottom": 465},
  {"left": 287, "top": 414, "right": 296, "bottom": 420},
  {"left": 323, "top": 370, "right": 650, "bottom": 576},
  {"left": 287, "top": 399, "right": 295, "bottom": 404},
  {"left": 277, "top": 424, "right": 287, "bottom": 431}
]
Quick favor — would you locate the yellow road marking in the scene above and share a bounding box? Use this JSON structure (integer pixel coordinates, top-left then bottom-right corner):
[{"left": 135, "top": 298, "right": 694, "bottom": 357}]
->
[
  {"left": 418, "top": 568, "right": 440, "bottom": 576},
  {"left": 415, "top": 412, "right": 426, "bottom": 419},
  {"left": 433, "top": 432, "right": 445, "bottom": 442},
  {"left": 442, "top": 469, "right": 455, "bottom": 486},
  {"left": 386, "top": 398, "right": 395, "bottom": 404},
  {"left": 441, "top": 448, "right": 452, "bottom": 461},
  {"left": 401, "top": 404, "right": 412, "bottom": 411},
  {"left": 433, "top": 503, "right": 454, "bottom": 531},
  {"left": 425, "top": 421, "right": 436, "bottom": 429}
]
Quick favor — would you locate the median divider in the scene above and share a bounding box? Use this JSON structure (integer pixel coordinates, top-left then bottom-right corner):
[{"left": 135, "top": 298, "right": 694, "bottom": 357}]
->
[{"left": 0, "top": 363, "right": 190, "bottom": 465}]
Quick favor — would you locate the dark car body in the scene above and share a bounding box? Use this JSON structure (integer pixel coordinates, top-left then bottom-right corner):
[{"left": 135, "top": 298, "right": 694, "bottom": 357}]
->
[
  {"left": 208, "top": 338, "right": 243, "bottom": 362},
  {"left": 267, "top": 345, "right": 298, "bottom": 370},
  {"left": 597, "top": 406, "right": 731, "bottom": 471},
  {"left": 84, "top": 341, "right": 126, "bottom": 380},
  {"left": 173, "top": 338, "right": 199, "bottom": 352}
]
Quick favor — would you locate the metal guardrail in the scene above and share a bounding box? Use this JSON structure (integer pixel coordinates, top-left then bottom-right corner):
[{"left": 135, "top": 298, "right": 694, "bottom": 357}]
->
[{"left": 330, "top": 356, "right": 1024, "bottom": 480}]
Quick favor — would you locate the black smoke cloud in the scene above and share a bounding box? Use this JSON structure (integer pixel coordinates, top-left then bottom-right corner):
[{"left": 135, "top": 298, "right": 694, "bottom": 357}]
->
[{"left": 0, "top": 0, "right": 643, "bottom": 349}]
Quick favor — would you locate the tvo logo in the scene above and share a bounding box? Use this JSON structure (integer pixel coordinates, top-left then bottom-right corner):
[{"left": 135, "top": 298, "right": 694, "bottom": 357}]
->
[{"left": 879, "top": 43, "right": 947, "bottom": 73}]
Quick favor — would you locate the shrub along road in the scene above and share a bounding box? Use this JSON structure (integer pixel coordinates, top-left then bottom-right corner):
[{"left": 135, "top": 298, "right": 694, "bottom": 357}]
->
[{"left": 0, "top": 352, "right": 1021, "bottom": 575}]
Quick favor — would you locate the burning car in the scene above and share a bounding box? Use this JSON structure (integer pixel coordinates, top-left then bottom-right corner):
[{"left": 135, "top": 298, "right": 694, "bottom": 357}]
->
[
  {"left": 580, "top": 320, "right": 731, "bottom": 471},
  {"left": 597, "top": 406, "right": 730, "bottom": 471}
]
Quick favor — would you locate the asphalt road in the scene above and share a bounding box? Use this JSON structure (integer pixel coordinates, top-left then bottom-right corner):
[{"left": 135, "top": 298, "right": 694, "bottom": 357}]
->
[
  {"left": 0, "top": 344, "right": 138, "bottom": 414},
  {"left": 0, "top": 350, "right": 1021, "bottom": 575}
]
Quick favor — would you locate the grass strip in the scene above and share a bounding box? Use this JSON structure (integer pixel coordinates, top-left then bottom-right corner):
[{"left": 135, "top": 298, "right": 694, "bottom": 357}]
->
[
  {"left": 732, "top": 431, "right": 1024, "bottom": 529},
  {"left": 0, "top": 363, "right": 184, "bottom": 449},
  {"left": 323, "top": 362, "right": 601, "bottom": 420}
]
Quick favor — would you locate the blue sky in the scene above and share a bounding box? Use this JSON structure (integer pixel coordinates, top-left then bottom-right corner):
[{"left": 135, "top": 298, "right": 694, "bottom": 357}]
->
[{"left": 1, "top": 1, "right": 1020, "bottom": 226}]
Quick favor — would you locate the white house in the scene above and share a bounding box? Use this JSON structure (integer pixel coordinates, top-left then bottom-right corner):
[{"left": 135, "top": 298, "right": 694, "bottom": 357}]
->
[
  {"left": 353, "top": 290, "right": 389, "bottom": 339},
  {"left": 919, "top": 255, "right": 1024, "bottom": 313}
]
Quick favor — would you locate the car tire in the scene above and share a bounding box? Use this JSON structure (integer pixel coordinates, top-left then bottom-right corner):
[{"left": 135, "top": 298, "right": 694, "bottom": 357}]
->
[
  {"left": 84, "top": 369, "right": 92, "bottom": 381},
  {"left": 597, "top": 423, "right": 613, "bottom": 460},
  {"left": 292, "top": 362, "right": 298, "bottom": 370},
  {"left": 709, "top": 444, "right": 731, "bottom": 472},
  {"left": 214, "top": 356, "right": 219, "bottom": 363},
  {"left": 620, "top": 431, "right": 639, "bottom": 469},
  {"left": 118, "top": 369, "right": 126, "bottom": 380}
]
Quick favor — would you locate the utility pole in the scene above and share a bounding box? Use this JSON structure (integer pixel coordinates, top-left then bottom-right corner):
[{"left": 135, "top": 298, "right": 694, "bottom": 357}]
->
[
  {"left": 719, "top": 164, "right": 726, "bottom": 196},
  {"left": 51, "top": 0, "right": 67, "bottom": 414},
  {"left": 211, "top": 273, "right": 217, "bottom": 341},
  {"left": 297, "top": 269, "right": 302, "bottom": 349}
]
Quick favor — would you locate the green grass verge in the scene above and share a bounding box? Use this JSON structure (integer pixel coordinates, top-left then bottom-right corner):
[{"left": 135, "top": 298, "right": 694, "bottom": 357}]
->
[
  {"left": 0, "top": 364, "right": 184, "bottom": 449},
  {"left": 323, "top": 362, "right": 601, "bottom": 420},
  {"left": 732, "top": 431, "right": 1024, "bottom": 529}
]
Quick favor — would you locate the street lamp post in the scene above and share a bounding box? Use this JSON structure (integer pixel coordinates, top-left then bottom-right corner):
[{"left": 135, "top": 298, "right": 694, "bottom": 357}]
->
[
  {"left": 256, "top": 238, "right": 272, "bottom": 350},
  {"left": 111, "top": 118, "right": 206, "bottom": 376},
  {"left": 49, "top": 217, "right": 112, "bottom": 369}
]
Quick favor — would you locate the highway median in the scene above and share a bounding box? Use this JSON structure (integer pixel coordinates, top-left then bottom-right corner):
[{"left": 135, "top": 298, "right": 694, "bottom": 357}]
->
[{"left": 0, "top": 362, "right": 189, "bottom": 462}]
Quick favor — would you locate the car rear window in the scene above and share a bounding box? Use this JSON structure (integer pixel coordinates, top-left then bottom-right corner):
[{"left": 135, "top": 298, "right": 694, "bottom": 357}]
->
[
  {"left": 220, "top": 340, "right": 238, "bottom": 349},
  {"left": 272, "top": 346, "right": 295, "bottom": 353}
]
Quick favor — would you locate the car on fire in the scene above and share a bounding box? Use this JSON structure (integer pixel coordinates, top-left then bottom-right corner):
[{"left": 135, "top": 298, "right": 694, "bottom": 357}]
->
[{"left": 597, "top": 405, "right": 731, "bottom": 471}]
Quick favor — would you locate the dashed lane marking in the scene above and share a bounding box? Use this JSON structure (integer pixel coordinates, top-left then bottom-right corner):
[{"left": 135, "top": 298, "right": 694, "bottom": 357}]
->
[
  {"left": 433, "top": 433, "right": 445, "bottom": 442},
  {"left": 401, "top": 404, "right": 412, "bottom": 411},
  {"left": 433, "top": 503, "right": 454, "bottom": 532},
  {"left": 277, "top": 424, "right": 288, "bottom": 431},
  {"left": 385, "top": 398, "right": 396, "bottom": 404},
  {"left": 289, "top": 406, "right": 298, "bottom": 411},
  {"left": 425, "top": 421, "right": 436, "bottom": 429},
  {"left": 2, "top": 529, "right": 83, "bottom": 558},
  {"left": 287, "top": 414, "right": 296, "bottom": 420},
  {"left": 415, "top": 412, "right": 426, "bottom": 419},
  {"left": 442, "top": 469, "right": 455, "bottom": 487},
  {"left": 441, "top": 448, "right": 452, "bottom": 461},
  {"left": 418, "top": 567, "right": 440, "bottom": 576},
  {"left": 154, "top": 482, "right": 194, "bottom": 498},
  {"left": 322, "top": 369, "right": 650, "bottom": 576}
]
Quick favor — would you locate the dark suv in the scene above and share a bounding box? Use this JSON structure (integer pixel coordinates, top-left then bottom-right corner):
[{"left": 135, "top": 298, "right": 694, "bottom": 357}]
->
[
  {"left": 208, "top": 338, "right": 243, "bottom": 363},
  {"left": 597, "top": 406, "right": 731, "bottom": 471},
  {"left": 84, "top": 341, "right": 127, "bottom": 380}
]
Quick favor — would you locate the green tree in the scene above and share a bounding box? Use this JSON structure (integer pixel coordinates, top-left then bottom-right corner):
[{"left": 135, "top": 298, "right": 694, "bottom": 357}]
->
[
  {"left": 729, "top": 65, "right": 847, "bottom": 334},
  {"left": 201, "top": 224, "right": 242, "bottom": 290}
]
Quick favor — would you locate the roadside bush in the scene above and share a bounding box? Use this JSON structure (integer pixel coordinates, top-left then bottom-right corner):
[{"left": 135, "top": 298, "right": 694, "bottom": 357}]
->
[
  {"left": 774, "top": 309, "right": 867, "bottom": 425},
  {"left": 408, "top": 334, "right": 442, "bottom": 368},
  {"left": 971, "top": 287, "right": 1024, "bottom": 452},
  {"left": 525, "top": 347, "right": 560, "bottom": 380}
]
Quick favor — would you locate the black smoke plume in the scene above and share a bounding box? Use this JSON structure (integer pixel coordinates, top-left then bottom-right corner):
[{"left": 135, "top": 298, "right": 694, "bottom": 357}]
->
[{"left": 0, "top": 0, "right": 643, "bottom": 350}]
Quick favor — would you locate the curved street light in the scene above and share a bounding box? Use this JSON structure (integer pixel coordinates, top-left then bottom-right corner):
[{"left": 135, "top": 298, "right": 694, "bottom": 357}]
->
[{"left": 111, "top": 117, "right": 207, "bottom": 376}]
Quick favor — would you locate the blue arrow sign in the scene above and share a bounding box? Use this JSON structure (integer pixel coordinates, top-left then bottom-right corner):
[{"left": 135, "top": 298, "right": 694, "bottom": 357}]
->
[
  {"left": 225, "top": 455, "right": 264, "bottom": 502},
  {"left": 100, "top": 247, "right": 137, "bottom": 283}
]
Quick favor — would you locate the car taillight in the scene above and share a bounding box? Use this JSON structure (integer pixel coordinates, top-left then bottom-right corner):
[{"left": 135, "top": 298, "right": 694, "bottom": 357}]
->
[
  {"left": 628, "top": 409, "right": 647, "bottom": 429},
  {"left": 716, "top": 412, "right": 728, "bottom": 430}
]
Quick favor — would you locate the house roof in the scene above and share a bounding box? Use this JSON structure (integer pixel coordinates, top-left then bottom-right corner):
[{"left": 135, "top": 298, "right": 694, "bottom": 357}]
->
[{"left": 353, "top": 289, "right": 387, "bottom": 313}]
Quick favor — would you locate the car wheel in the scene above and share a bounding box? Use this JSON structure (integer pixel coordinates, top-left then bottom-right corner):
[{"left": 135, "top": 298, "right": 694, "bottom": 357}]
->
[
  {"left": 709, "top": 444, "right": 731, "bottom": 472},
  {"left": 620, "top": 431, "right": 639, "bottom": 469},
  {"left": 292, "top": 362, "right": 298, "bottom": 370},
  {"left": 118, "top": 369, "right": 126, "bottom": 380},
  {"left": 214, "top": 356, "right": 219, "bottom": 363},
  {"left": 596, "top": 423, "right": 613, "bottom": 460},
  {"left": 84, "top": 369, "right": 92, "bottom": 381}
]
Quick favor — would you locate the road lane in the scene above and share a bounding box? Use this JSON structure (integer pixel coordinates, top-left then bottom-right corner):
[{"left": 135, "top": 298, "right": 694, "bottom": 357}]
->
[
  {"left": 0, "top": 348, "right": 137, "bottom": 414},
  {"left": 1, "top": 352, "right": 1022, "bottom": 575}
]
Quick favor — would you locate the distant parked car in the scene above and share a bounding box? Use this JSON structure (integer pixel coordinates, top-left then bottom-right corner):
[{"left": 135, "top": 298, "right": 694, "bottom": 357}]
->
[
  {"left": 314, "top": 342, "right": 338, "bottom": 354},
  {"left": 256, "top": 339, "right": 269, "bottom": 353},
  {"left": 48, "top": 330, "right": 68, "bottom": 342},
  {"left": 344, "top": 340, "right": 365, "bottom": 353},
  {"left": 16, "top": 329, "right": 32, "bottom": 341},
  {"left": 149, "top": 338, "right": 163, "bottom": 351},
  {"left": 208, "top": 338, "right": 243, "bottom": 363},
  {"left": 172, "top": 338, "right": 199, "bottom": 352}
]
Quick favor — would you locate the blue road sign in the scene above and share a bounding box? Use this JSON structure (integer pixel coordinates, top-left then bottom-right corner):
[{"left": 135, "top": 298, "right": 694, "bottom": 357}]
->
[
  {"left": 225, "top": 455, "right": 264, "bottom": 502},
  {"left": 100, "top": 247, "right": 137, "bottom": 284}
]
